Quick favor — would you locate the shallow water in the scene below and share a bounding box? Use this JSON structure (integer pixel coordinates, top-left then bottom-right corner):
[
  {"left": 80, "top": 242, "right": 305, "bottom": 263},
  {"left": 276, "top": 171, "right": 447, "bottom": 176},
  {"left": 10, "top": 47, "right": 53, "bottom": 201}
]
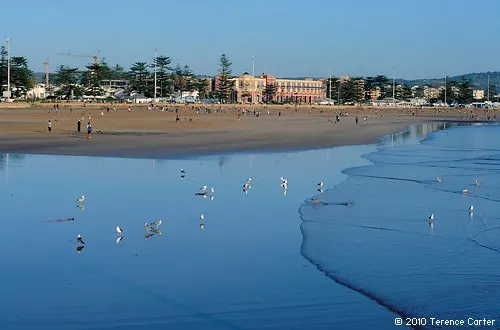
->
[
  {"left": 0, "top": 122, "right": 492, "bottom": 330},
  {"left": 300, "top": 123, "right": 500, "bottom": 329},
  {"left": 0, "top": 142, "right": 395, "bottom": 330}
]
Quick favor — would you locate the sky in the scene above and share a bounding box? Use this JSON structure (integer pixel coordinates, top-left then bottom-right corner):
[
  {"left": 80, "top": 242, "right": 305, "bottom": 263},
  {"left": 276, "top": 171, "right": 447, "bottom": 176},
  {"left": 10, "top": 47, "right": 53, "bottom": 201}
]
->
[{"left": 1, "top": 0, "right": 499, "bottom": 79}]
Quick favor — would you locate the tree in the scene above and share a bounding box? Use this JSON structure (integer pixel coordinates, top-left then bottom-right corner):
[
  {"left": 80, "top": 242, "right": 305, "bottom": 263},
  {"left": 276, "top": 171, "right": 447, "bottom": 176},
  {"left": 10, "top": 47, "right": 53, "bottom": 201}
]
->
[
  {"left": 9, "top": 56, "right": 35, "bottom": 98},
  {"left": 324, "top": 76, "right": 340, "bottom": 101},
  {"left": 456, "top": 79, "right": 474, "bottom": 104},
  {"left": 373, "top": 75, "right": 389, "bottom": 99},
  {"left": 171, "top": 64, "right": 194, "bottom": 93},
  {"left": 152, "top": 55, "right": 172, "bottom": 97},
  {"left": 53, "top": 65, "right": 82, "bottom": 99},
  {"left": 0, "top": 47, "right": 8, "bottom": 93},
  {"left": 439, "top": 80, "right": 458, "bottom": 104},
  {"left": 263, "top": 83, "right": 278, "bottom": 103},
  {"left": 195, "top": 78, "right": 210, "bottom": 99},
  {"left": 81, "top": 62, "right": 112, "bottom": 97},
  {"left": 110, "top": 64, "right": 127, "bottom": 80},
  {"left": 216, "top": 54, "right": 234, "bottom": 103},
  {"left": 401, "top": 85, "right": 413, "bottom": 100},
  {"left": 128, "top": 62, "right": 151, "bottom": 96},
  {"left": 341, "top": 77, "right": 364, "bottom": 104}
]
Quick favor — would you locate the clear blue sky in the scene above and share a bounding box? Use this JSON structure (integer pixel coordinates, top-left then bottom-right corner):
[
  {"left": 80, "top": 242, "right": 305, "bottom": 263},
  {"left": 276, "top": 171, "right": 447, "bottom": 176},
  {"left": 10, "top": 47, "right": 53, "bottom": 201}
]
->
[{"left": 2, "top": 0, "right": 499, "bottom": 79}]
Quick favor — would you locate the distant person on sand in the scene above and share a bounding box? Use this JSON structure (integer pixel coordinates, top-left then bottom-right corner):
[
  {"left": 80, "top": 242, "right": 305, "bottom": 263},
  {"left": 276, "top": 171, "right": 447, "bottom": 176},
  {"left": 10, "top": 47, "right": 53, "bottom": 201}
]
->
[
  {"left": 355, "top": 116, "right": 359, "bottom": 124},
  {"left": 278, "top": 111, "right": 281, "bottom": 117},
  {"left": 77, "top": 120, "right": 81, "bottom": 132},
  {"left": 48, "top": 120, "right": 52, "bottom": 132},
  {"left": 176, "top": 115, "right": 180, "bottom": 123},
  {"left": 87, "top": 122, "right": 92, "bottom": 138}
]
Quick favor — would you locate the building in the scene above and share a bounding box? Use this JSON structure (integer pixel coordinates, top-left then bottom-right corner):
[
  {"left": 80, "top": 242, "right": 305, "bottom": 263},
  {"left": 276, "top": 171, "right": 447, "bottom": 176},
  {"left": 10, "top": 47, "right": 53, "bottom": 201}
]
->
[
  {"left": 225, "top": 73, "right": 325, "bottom": 104},
  {"left": 99, "top": 80, "right": 129, "bottom": 96},
  {"left": 473, "top": 89, "right": 485, "bottom": 100},
  {"left": 26, "top": 84, "right": 47, "bottom": 99},
  {"left": 423, "top": 86, "right": 441, "bottom": 100},
  {"left": 365, "top": 86, "right": 381, "bottom": 100}
]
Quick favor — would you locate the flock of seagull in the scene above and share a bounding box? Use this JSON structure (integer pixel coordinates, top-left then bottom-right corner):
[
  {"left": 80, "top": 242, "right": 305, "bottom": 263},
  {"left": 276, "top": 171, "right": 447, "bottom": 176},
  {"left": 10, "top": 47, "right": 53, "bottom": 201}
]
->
[{"left": 429, "top": 177, "right": 481, "bottom": 228}]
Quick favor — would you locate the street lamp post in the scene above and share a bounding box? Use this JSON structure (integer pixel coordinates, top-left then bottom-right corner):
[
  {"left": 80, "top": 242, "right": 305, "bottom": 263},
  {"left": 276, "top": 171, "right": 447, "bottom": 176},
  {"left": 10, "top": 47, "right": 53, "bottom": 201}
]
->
[{"left": 6, "top": 36, "right": 11, "bottom": 102}]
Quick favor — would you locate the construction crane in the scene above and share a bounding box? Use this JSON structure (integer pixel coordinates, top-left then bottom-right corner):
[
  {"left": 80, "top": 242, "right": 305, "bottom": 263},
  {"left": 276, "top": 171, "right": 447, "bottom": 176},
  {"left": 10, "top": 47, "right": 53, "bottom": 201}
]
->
[
  {"left": 57, "top": 50, "right": 100, "bottom": 65},
  {"left": 43, "top": 58, "right": 50, "bottom": 87}
]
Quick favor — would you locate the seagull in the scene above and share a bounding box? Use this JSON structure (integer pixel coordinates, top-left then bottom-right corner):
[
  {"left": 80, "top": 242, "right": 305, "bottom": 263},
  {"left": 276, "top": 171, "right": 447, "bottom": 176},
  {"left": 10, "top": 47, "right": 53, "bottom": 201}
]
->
[
  {"left": 150, "top": 220, "right": 162, "bottom": 227},
  {"left": 116, "top": 236, "right": 123, "bottom": 244},
  {"left": 429, "top": 213, "right": 435, "bottom": 222},
  {"left": 318, "top": 181, "right": 324, "bottom": 187},
  {"left": 210, "top": 187, "right": 215, "bottom": 194},
  {"left": 317, "top": 188, "right": 323, "bottom": 193},
  {"left": 151, "top": 228, "right": 161, "bottom": 236},
  {"left": 463, "top": 188, "right": 469, "bottom": 194},
  {"left": 475, "top": 179, "right": 480, "bottom": 186},
  {"left": 116, "top": 226, "right": 124, "bottom": 235},
  {"left": 199, "top": 185, "right": 207, "bottom": 192},
  {"left": 283, "top": 189, "right": 288, "bottom": 196},
  {"left": 210, "top": 195, "right": 215, "bottom": 201},
  {"left": 246, "top": 178, "right": 252, "bottom": 183},
  {"left": 181, "top": 169, "right": 186, "bottom": 174},
  {"left": 77, "top": 204, "right": 85, "bottom": 211},
  {"left": 77, "top": 245, "right": 85, "bottom": 254},
  {"left": 200, "top": 213, "right": 204, "bottom": 221},
  {"left": 144, "top": 232, "right": 154, "bottom": 240},
  {"left": 312, "top": 197, "right": 320, "bottom": 204},
  {"left": 469, "top": 205, "right": 474, "bottom": 213},
  {"left": 243, "top": 182, "right": 251, "bottom": 189},
  {"left": 144, "top": 222, "right": 152, "bottom": 231},
  {"left": 437, "top": 177, "right": 442, "bottom": 183},
  {"left": 281, "top": 182, "right": 288, "bottom": 190},
  {"left": 280, "top": 177, "right": 288, "bottom": 184},
  {"left": 242, "top": 188, "right": 248, "bottom": 194},
  {"left": 77, "top": 234, "right": 85, "bottom": 245},
  {"left": 200, "top": 223, "right": 204, "bottom": 231},
  {"left": 77, "top": 195, "right": 85, "bottom": 203}
]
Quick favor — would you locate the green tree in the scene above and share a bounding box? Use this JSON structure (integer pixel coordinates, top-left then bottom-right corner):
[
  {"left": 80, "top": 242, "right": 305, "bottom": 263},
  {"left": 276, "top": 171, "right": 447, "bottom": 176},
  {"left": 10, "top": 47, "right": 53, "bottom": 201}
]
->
[
  {"left": 110, "top": 64, "right": 127, "bottom": 80},
  {"left": 128, "top": 62, "right": 151, "bottom": 96},
  {"left": 9, "top": 56, "right": 35, "bottom": 98},
  {"left": 171, "top": 64, "right": 194, "bottom": 93},
  {"left": 152, "top": 55, "right": 172, "bottom": 97},
  {"left": 195, "top": 78, "right": 210, "bottom": 99},
  {"left": 263, "top": 83, "right": 278, "bottom": 103},
  {"left": 216, "top": 54, "right": 234, "bottom": 103},
  {"left": 81, "top": 62, "right": 112, "bottom": 97},
  {"left": 456, "top": 79, "right": 474, "bottom": 104},
  {"left": 53, "top": 65, "right": 82, "bottom": 99},
  {"left": 324, "top": 76, "right": 340, "bottom": 101}
]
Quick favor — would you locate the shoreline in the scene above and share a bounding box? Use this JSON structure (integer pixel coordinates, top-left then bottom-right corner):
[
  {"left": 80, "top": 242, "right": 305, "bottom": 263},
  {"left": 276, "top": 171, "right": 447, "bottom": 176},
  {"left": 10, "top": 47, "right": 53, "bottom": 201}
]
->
[{"left": 0, "top": 105, "right": 491, "bottom": 159}]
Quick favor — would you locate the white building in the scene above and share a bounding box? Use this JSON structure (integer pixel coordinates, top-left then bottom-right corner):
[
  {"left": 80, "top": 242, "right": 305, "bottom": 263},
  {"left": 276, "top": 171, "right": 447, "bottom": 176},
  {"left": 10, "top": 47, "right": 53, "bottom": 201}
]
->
[{"left": 26, "top": 84, "right": 47, "bottom": 99}]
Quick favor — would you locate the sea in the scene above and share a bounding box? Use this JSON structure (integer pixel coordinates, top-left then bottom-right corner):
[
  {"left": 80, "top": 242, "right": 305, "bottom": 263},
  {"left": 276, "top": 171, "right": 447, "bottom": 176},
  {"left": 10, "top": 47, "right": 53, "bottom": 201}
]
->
[{"left": 0, "top": 122, "right": 498, "bottom": 330}]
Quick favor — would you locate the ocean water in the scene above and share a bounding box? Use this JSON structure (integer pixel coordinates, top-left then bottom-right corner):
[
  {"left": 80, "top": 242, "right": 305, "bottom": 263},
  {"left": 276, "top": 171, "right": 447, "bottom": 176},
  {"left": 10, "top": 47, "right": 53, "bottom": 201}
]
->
[
  {"left": 0, "top": 122, "right": 496, "bottom": 330},
  {"left": 0, "top": 141, "right": 390, "bottom": 330},
  {"left": 300, "top": 123, "right": 500, "bottom": 329}
]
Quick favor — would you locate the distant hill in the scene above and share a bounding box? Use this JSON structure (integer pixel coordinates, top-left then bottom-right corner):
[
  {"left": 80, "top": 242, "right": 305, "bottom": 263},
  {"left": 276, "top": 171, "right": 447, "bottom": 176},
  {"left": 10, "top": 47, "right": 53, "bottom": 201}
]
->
[{"left": 398, "top": 72, "right": 500, "bottom": 90}]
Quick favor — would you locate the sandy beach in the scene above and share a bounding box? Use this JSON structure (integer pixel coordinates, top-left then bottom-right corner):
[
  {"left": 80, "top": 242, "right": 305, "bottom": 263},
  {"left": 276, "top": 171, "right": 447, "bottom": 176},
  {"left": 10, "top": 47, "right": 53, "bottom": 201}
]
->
[{"left": 0, "top": 103, "right": 490, "bottom": 158}]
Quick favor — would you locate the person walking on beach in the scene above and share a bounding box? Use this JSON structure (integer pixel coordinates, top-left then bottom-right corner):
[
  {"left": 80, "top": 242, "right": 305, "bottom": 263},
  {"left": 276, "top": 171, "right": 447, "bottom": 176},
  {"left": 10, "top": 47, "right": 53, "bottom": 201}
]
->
[
  {"left": 48, "top": 120, "right": 52, "bottom": 132},
  {"left": 176, "top": 115, "right": 180, "bottom": 123},
  {"left": 86, "top": 122, "right": 92, "bottom": 139},
  {"left": 355, "top": 116, "right": 359, "bottom": 124},
  {"left": 77, "top": 120, "right": 81, "bottom": 132}
]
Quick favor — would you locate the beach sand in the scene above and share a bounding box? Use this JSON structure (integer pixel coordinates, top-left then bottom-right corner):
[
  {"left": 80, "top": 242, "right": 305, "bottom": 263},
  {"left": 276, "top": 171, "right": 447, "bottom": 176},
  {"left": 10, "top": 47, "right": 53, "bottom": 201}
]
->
[{"left": 0, "top": 103, "right": 489, "bottom": 158}]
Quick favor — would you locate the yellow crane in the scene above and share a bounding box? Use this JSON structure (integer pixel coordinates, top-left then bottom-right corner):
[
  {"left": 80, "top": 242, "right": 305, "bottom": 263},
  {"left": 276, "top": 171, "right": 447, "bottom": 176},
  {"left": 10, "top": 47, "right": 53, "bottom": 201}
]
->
[{"left": 57, "top": 50, "right": 100, "bottom": 65}]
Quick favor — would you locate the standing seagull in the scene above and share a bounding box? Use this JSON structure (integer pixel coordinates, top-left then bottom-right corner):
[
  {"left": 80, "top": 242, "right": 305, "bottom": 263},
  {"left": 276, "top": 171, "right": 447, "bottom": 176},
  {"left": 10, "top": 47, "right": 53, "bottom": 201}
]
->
[
  {"left": 317, "top": 181, "right": 324, "bottom": 187},
  {"left": 437, "top": 177, "right": 442, "bottom": 183},
  {"left": 463, "top": 188, "right": 469, "bottom": 194},
  {"left": 469, "top": 205, "right": 474, "bottom": 213},
  {"left": 116, "top": 226, "right": 124, "bottom": 236},
  {"left": 199, "top": 185, "right": 207, "bottom": 192},
  {"left": 200, "top": 213, "right": 204, "bottom": 221},
  {"left": 150, "top": 220, "right": 162, "bottom": 227},
  {"left": 428, "top": 213, "right": 435, "bottom": 223},
  {"left": 181, "top": 169, "right": 186, "bottom": 175},
  {"left": 116, "top": 236, "right": 123, "bottom": 244},
  {"left": 77, "top": 195, "right": 85, "bottom": 203},
  {"left": 77, "top": 234, "right": 85, "bottom": 245},
  {"left": 475, "top": 179, "right": 480, "bottom": 187},
  {"left": 200, "top": 223, "right": 204, "bottom": 231}
]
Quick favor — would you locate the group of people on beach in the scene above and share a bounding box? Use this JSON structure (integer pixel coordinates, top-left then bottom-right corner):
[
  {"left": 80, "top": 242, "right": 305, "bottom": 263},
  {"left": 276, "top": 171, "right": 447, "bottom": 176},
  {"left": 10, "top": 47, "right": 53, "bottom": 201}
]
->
[{"left": 47, "top": 119, "right": 92, "bottom": 138}]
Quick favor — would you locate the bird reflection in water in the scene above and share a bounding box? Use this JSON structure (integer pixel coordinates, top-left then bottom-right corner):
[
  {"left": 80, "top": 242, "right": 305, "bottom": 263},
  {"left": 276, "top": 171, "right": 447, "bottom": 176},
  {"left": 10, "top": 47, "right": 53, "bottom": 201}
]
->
[{"left": 116, "top": 236, "right": 123, "bottom": 244}]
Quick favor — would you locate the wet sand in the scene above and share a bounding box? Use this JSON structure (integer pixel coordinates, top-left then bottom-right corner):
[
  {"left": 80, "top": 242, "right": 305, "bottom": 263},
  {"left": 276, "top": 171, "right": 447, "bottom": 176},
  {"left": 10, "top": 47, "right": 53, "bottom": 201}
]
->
[{"left": 0, "top": 103, "right": 485, "bottom": 158}]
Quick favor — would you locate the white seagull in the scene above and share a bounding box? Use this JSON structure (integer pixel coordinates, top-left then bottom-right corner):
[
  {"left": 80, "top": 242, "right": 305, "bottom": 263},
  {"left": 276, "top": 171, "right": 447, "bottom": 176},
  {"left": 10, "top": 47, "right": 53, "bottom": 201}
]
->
[
  {"left": 246, "top": 178, "right": 252, "bottom": 183},
  {"left": 475, "top": 179, "right": 480, "bottom": 186},
  {"left": 200, "top": 213, "right": 204, "bottom": 221},
  {"left": 463, "top": 188, "right": 469, "bottom": 194},
  {"left": 144, "top": 222, "right": 152, "bottom": 231},
  {"left": 318, "top": 181, "right": 324, "bottom": 187},
  {"left": 77, "top": 234, "right": 85, "bottom": 245},
  {"left": 116, "top": 226, "right": 124, "bottom": 235},
  {"left": 437, "top": 177, "right": 442, "bottom": 183},
  {"left": 77, "top": 204, "right": 85, "bottom": 211},
  {"left": 243, "top": 182, "right": 251, "bottom": 189},
  {"left": 469, "top": 205, "right": 474, "bottom": 213},
  {"left": 116, "top": 236, "right": 123, "bottom": 244},
  {"left": 210, "top": 187, "right": 215, "bottom": 194},
  {"left": 199, "top": 185, "right": 207, "bottom": 192},
  {"left": 200, "top": 223, "right": 205, "bottom": 231},
  {"left": 150, "top": 220, "right": 162, "bottom": 227},
  {"left": 280, "top": 177, "right": 288, "bottom": 185},
  {"left": 77, "top": 195, "right": 85, "bottom": 203},
  {"left": 429, "top": 213, "right": 435, "bottom": 222}
]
